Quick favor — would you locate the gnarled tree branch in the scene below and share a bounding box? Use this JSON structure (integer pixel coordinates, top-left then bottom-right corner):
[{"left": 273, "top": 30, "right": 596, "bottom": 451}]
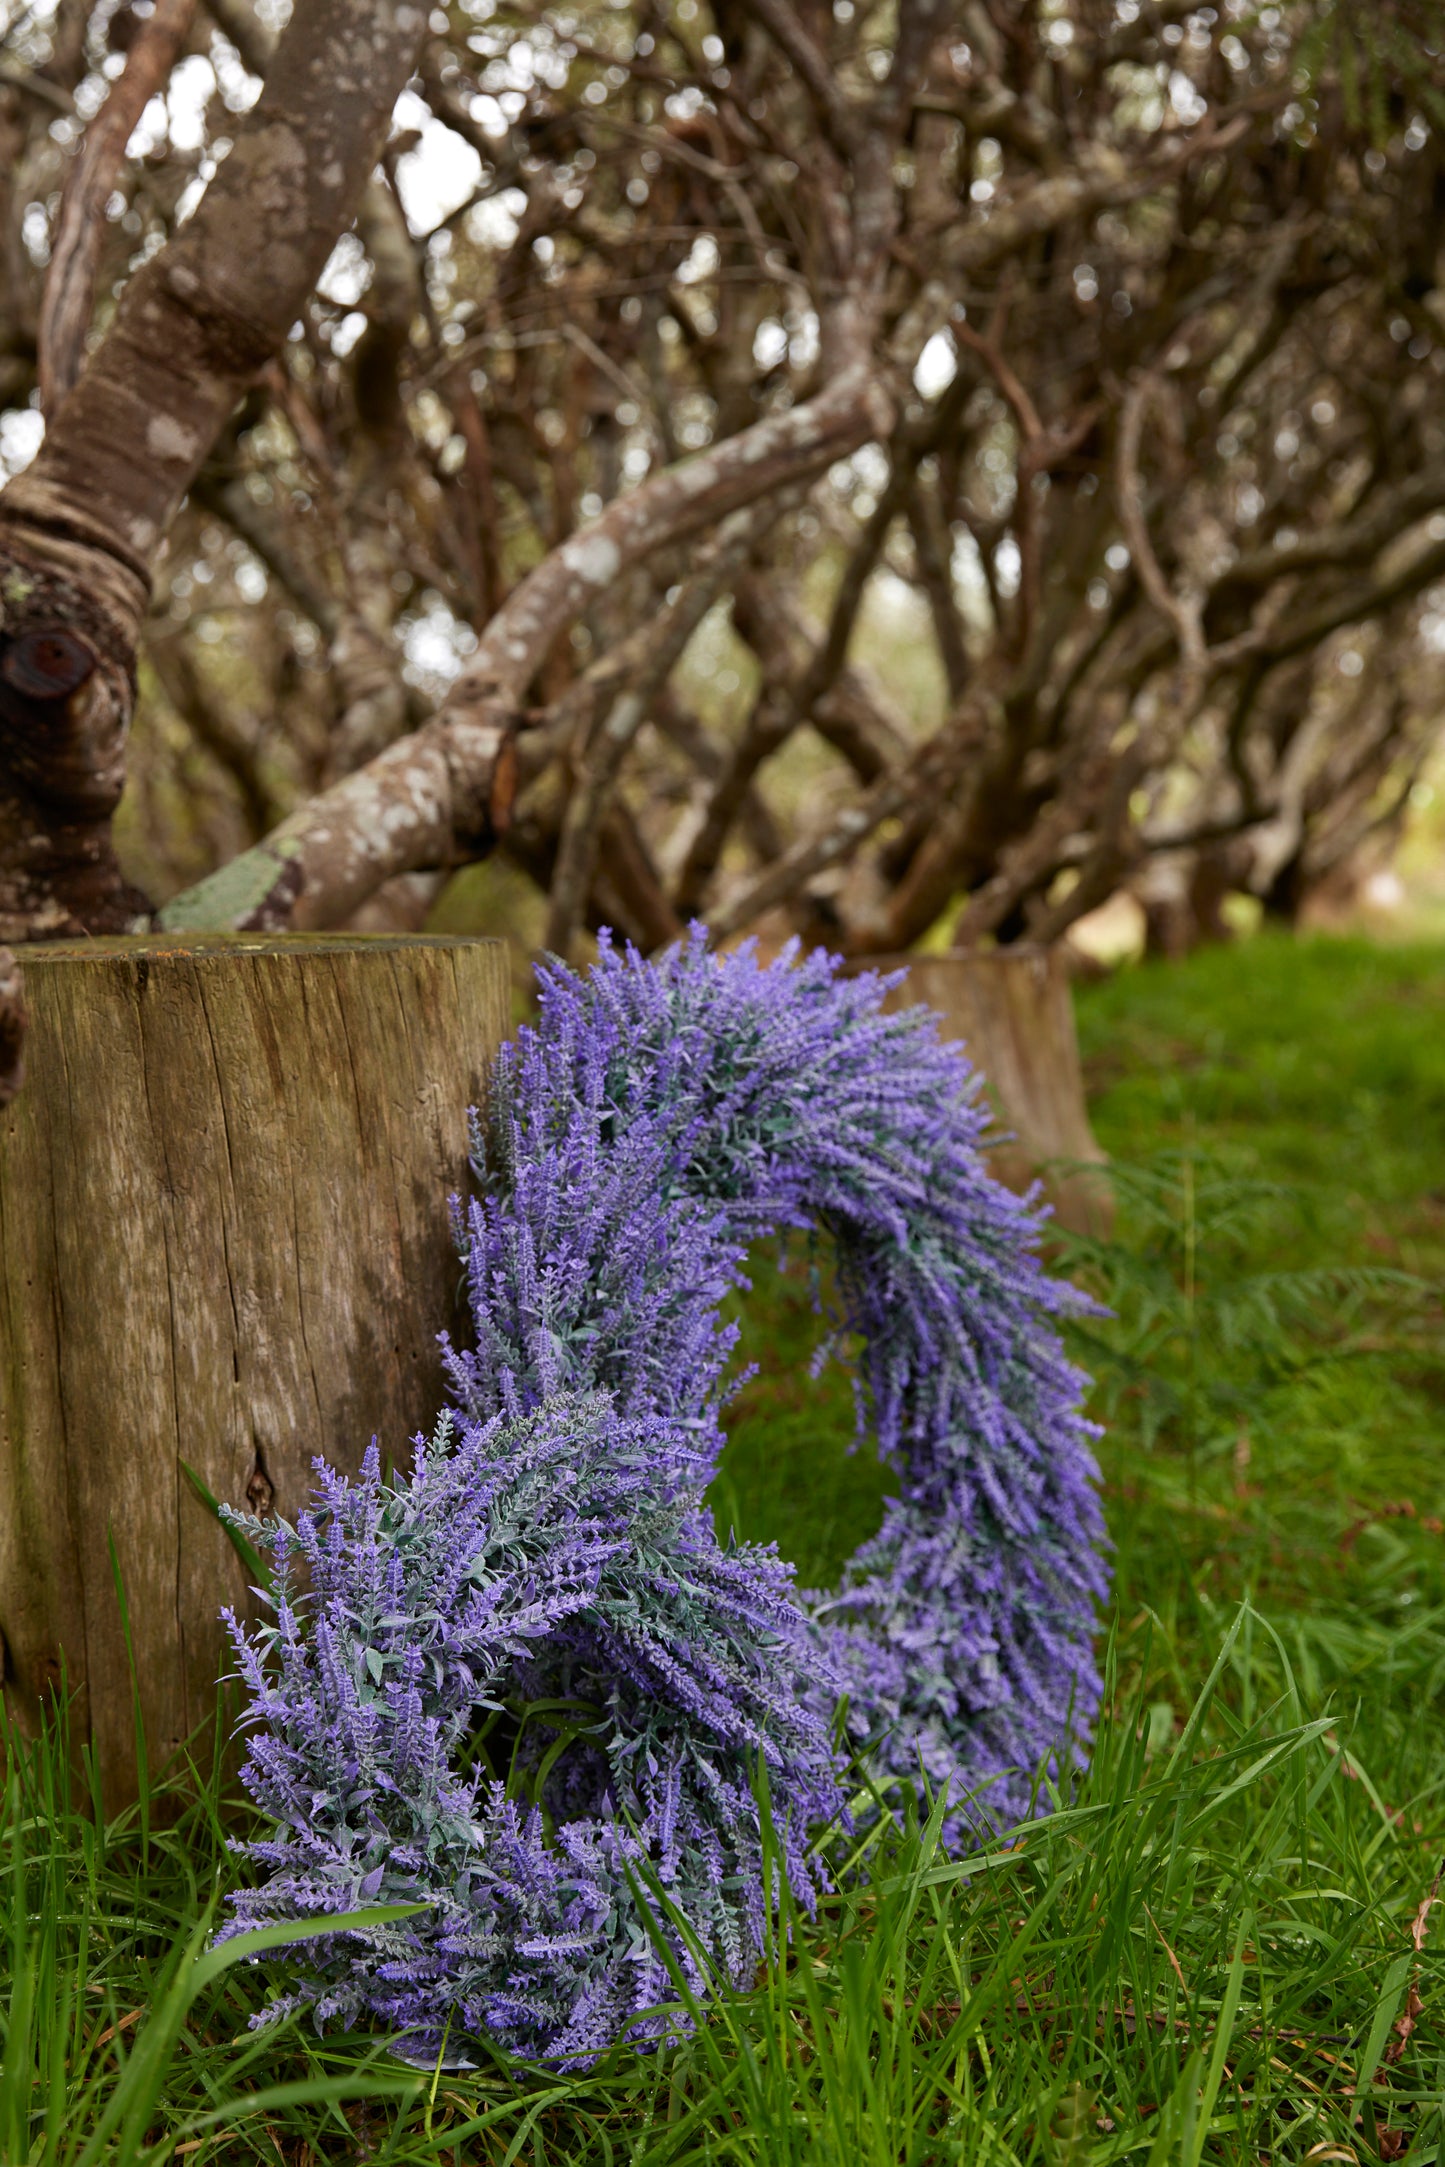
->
[{"left": 38, "top": 0, "right": 198, "bottom": 413}]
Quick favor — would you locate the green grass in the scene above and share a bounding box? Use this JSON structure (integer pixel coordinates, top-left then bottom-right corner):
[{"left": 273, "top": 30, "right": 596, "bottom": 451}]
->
[{"left": 4, "top": 931, "right": 1445, "bottom": 2163}]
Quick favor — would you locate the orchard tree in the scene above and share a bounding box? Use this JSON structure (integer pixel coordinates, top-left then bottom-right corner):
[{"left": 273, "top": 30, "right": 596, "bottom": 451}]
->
[{"left": 0, "top": 0, "right": 1441, "bottom": 958}]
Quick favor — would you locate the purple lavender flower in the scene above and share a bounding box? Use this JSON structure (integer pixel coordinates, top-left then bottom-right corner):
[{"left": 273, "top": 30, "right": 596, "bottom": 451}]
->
[
  {"left": 222, "top": 1395, "right": 841, "bottom": 2064},
  {"left": 224, "top": 931, "right": 1106, "bottom": 2063}
]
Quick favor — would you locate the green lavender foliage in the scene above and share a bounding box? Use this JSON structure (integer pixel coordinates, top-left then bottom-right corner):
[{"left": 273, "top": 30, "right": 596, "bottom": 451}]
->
[{"left": 2, "top": 931, "right": 1443, "bottom": 2160}]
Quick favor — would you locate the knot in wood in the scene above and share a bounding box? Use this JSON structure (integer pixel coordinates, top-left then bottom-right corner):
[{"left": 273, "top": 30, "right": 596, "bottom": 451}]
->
[{"left": 1, "top": 628, "right": 98, "bottom": 701}]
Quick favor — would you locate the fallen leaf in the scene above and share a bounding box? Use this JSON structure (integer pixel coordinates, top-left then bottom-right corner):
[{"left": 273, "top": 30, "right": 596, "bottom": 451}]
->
[
  {"left": 93, "top": 2008, "right": 143, "bottom": 2050},
  {"left": 1384, "top": 1987, "right": 1423, "bottom": 2066},
  {"left": 1411, "top": 1865, "right": 1443, "bottom": 1954}
]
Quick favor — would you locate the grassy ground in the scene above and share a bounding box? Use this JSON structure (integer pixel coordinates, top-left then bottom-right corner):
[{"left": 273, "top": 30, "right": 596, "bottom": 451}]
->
[{"left": 4, "top": 932, "right": 1445, "bottom": 2164}]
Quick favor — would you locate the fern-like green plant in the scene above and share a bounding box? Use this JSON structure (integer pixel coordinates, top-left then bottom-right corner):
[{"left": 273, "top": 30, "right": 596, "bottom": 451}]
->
[{"left": 1052, "top": 1144, "right": 1430, "bottom": 1473}]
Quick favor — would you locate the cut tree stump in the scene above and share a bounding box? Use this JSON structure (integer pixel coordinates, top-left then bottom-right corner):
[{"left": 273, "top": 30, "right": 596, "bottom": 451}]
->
[
  {"left": 869, "top": 947, "right": 1112, "bottom": 1238},
  {"left": 0, "top": 934, "right": 508, "bottom": 1807}
]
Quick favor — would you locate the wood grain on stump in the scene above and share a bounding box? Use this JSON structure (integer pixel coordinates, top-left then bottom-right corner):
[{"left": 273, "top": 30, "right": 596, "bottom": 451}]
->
[
  {"left": 0, "top": 934, "right": 509, "bottom": 1807},
  {"left": 870, "top": 948, "right": 1112, "bottom": 1238}
]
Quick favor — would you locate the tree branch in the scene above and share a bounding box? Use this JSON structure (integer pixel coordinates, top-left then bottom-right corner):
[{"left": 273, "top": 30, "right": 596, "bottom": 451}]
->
[
  {"left": 543, "top": 504, "right": 765, "bottom": 959},
  {"left": 705, "top": 687, "right": 1000, "bottom": 944},
  {"left": 651, "top": 690, "right": 786, "bottom": 865},
  {"left": 1255, "top": 537, "right": 1445, "bottom": 670},
  {"left": 190, "top": 468, "right": 342, "bottom": 641},
  {"left": 201, "top": 0, "right": 274, "bottom": 74},
  {"left": 1216, "top": 463, "right": 1445, "bottom": 596},
  {"left": 740, "top": 0, "right": 861, "bottom": 158},
  {"left": 906, "top": 476, "right": 971, "bottom": 697},
  {"left": 160, "top": 361, "right": 891, "bottom": 931},
  {"left": 1115, "top": 367, "right": 1204, "bottom": 678},
  {"left": 6, "top": 0, "right": 429, "bottom": 638},
  {"left": 38, "top": 0, "right": 198, "bottom": 413}
]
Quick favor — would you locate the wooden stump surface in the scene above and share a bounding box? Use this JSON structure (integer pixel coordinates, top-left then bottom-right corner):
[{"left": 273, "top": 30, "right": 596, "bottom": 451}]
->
[{"left": 0, "top": 934, "right": 509, "bottom": 1805}]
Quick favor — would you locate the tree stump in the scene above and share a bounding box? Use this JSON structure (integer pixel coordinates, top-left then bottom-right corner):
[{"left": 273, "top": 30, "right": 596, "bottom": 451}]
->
[
  {"left": 870, "top": 947, "right": 1112, "bottom": 1238},
  {"left": 0, "top": 934, "right": 509, "bottom": 1807}
]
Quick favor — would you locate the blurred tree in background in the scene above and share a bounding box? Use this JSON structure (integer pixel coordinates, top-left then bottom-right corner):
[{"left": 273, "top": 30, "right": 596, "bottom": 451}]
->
[{"left": 0, "top": 0, "right": 1442, "bottom": 959}]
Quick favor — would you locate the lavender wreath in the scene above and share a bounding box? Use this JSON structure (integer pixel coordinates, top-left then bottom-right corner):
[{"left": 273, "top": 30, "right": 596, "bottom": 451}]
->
[{"left": 221, "top": 934, "right": 1106, "bottom": 2064}]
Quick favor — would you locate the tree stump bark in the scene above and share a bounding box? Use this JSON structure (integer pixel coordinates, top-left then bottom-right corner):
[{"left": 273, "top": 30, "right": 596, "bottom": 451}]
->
[
  {"left": 870, "top": 947, "right": 1113, "bottom": 1238},
  {"left": 0, "top": 934, "right": 509, "bottom": 1806}
]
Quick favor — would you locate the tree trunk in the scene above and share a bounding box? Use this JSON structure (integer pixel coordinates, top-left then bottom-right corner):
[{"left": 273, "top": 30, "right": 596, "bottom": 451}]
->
[
  {"left": 0, "top": 535, "right": 152, "bottom": 942},
  {"left": 0, "top": 0, "right": 426, "bottom": 941},
  {"left": 0, "top": 934, "right": 508, "bottom": 1807},
  {"left": 871, "top": 947, "right": 1113, "bottom": 1238}
]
